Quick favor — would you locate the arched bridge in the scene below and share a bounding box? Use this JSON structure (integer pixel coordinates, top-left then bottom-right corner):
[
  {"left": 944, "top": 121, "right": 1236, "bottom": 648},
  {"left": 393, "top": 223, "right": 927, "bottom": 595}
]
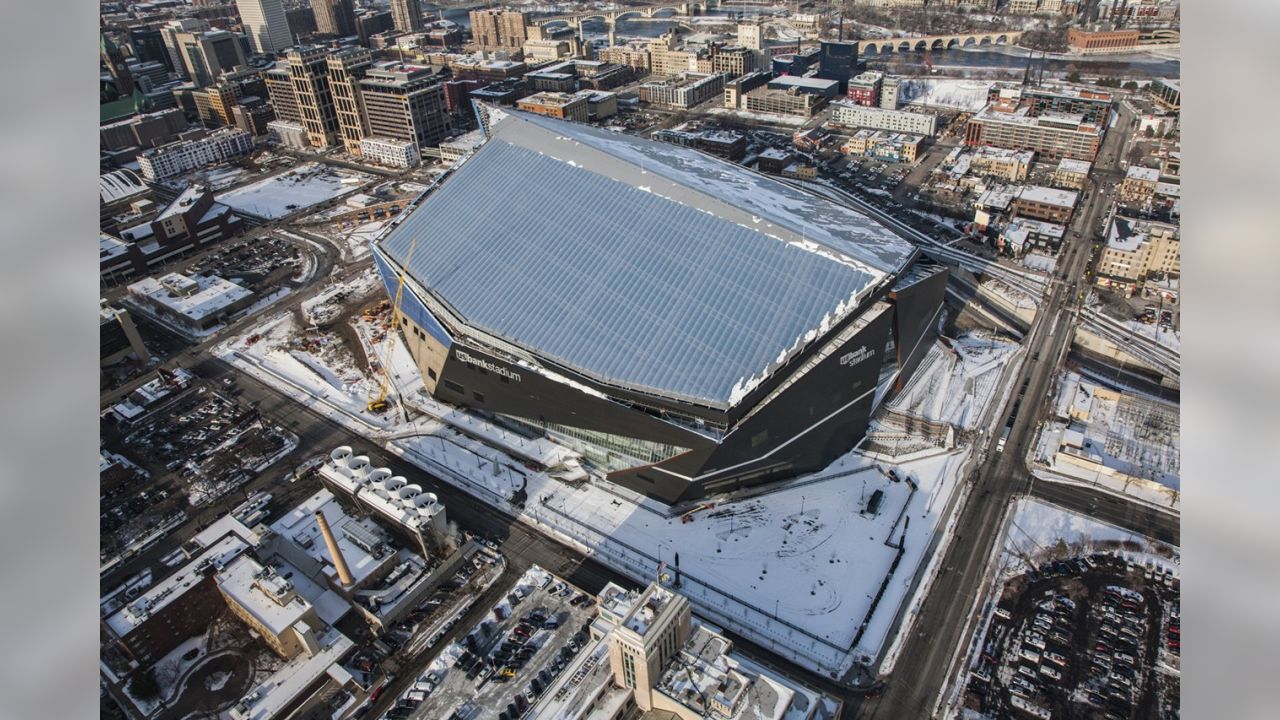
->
[
  {"left": 858, "top": 31, "right": 1024, "bottom": 55},
  {"left": 537, "top": 0, "right": 720, "bottom": 34}
]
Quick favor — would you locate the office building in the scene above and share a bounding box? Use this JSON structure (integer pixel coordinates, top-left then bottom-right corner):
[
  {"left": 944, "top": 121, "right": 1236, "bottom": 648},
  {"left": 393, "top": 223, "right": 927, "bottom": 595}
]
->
[
  {"left": 286, "top": 6, "right": 319, "bottom": 36},
  {"left": 263, "top": 60, "right": 301, "bottom": 123},
  {"left": 843, "top": 130, "right": 923, "bottom": 163},
  {"left": 286, "top": 45, "right": 340, "bottom": 148},
  {"left": 653, "top": 127, "right": 747, "bottom": 161},
  {"left": 847, "top": 71, "right": 883, "bottom": 106},
  {"left": 469, "top": 9, "right": 529, "bottom": 50},
  {"left": 327, "top": 47, "right": 373, "bottom": 154},
  {"left": 236, "top": 0, "right": 293, "bottom": 55},
  {"left": 370, "top": 110, "right": 946, "bottom": 503},
  {"left": 517, "top": 91, "right": 589, "bottom": 122},
  {"left": 1120, "top": 165, "right": 1161, "bottom": 204},
  {"left": 232, "top": 97, "right": 276, "bottom": 136},
  {"left": 606, "top": 585, "right": 692, "bottom": 711},
  {"left": 130, "top": 28, "right": 174, "bottom": 72},
  {"left": 638, "top": 72, "right": 725, "bottom": 110},
  {"left": 818, "top": 41, "right": 858, "bottom": 93},
  {"left": 127, "top": 270, "right": 255, "bottom": 333},
  {"left": 174, "top": 29, "right": 247, "bottom": 88},
  {"left": 101, "top": 33, "right": 135, "bottom": 97},
  {"left": 160, "top": 18, "right": 206, "bottom": 80},
  {"left": 831, "top": 102, "right": 938, "bottom": 136},
  {"left": 136, "top": 127, "right": 254, "bottom": 180},
  {"left": 359, "top": 62, "right": 451, "bottom": 150},
  {"left": 391, "top": 0, "right": 423, "bottom": 33},
  {"left": 100, "top": 303, "right": 149, "bottom": 366},
  {"left": 100, "top": 108, "right": 190, "bottom": 152},
  {"left": 723, "top": 70, "right": 771, "bottom": 109},
  {"left": 356, "top": 10, "right": 396, "bottom": 44},
  {"left": 879, "top": 76, "right": 900, "bottom": 109},
  {"left": 311, "top": 0, "right": 357, "bottom": 38},
  {"left": 742, "top": 86, "right": 828, "bottom": 117},
  {"left": 1067, "top": 26, "right": 1140, "bottom": 54},
  {"left": 1012, "top": 185, "right": 1079, "bottom": 224},
  {"left": 1149, "top": 77, "right": 1180, "bottom": 111}
]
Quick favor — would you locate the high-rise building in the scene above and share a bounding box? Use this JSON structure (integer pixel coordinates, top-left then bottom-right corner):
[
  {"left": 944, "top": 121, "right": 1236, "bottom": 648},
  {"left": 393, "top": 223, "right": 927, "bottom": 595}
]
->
[
  {"left": 160, "top": 18, "right": 207, "bottom": 80},
  {"left": 818, "top": 40, "right": 858, "bottom": 93},
  {"left": 356, "top": 10, "right": 395, "bottom": 45},
  {"left": 359, "top": 62, "right": 450, "bottom": 149},
  {"left": 391, "top": 0, "right": 423, "bottom": 33},
  {"left": 327, "top": 48, "right": 373, "bottom": 154},
  {"left": 264, "top": 60, "right": 301, "bottom": 123},
  {"left": 130, "top": 28, "right": 174, "bottom": 72},
  {"left": 606, "top": 585, "right": 692, "bottom": 711},
  {"left": 468, "top": 9, "right": 530, "bottom": 50},
  {"left": 101, "top": 33, "right": 136, "bottom": 97},
  {"left": 311, "top": 0, "right": 357, "bottom": 38},
  {"left": 236, "top": 0, "right": 293, "bottom": 55},
  {"left": 286, "top": 6, "right": 318, "bottom": 36},
  {"left": 286, "top": 46, "right": 340, "bottom": 148},
  {"left": 176, "top": 29, "right": 248, "bottom": 88}
]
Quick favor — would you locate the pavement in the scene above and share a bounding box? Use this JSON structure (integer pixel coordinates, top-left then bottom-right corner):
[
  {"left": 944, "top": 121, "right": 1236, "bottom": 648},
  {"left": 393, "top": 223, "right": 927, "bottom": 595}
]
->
[{"left": 848, "top": 96, "right": 1178, "bottom": 719}]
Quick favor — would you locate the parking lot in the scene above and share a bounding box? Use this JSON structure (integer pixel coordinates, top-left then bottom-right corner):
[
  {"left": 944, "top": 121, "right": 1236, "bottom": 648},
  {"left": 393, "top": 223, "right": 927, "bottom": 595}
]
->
[
  {"left": 964, "top": 550, "right": 1180, "bottom": 719},
  {"left": 381, "top": 565, "right": 599, "bottom": 720},
  {"left": 187, "top": 234, "right": 305, "bottom": 293}
]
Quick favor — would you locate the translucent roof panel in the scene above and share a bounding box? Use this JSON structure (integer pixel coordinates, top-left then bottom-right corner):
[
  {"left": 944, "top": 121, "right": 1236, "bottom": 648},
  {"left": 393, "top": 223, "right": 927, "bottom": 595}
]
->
[{"left": 378, "top": 112, "right": 915, "bottom": 407}]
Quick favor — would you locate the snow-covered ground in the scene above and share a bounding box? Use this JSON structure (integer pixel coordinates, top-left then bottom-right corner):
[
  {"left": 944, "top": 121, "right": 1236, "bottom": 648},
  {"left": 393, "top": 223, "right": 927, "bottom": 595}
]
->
[
  {"left": 899, "top": 78, "right": 993, "bottom": 111},
  {"left": 217, "top": 163, "right": 375, "bottom": 220},
  {"left": 889, "top": 333, "right": 1020, "bottom": 431},
  {"left": 300, "top": 266, "right": 382, "bottom": 325},
  {"left": 1119, "top": 318, "right": 1180, "bottom": 353}
]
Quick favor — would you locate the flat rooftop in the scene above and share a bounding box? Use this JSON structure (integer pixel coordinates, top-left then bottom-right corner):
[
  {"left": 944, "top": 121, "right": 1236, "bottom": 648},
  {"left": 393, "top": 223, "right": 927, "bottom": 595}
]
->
[
  {"left": 377, "top": 110, "right": 914, "bottom": 407},
  {"left": 216, "top": 555, "right": 313, "bottom": 636},
  {"left": 1018, "top": 185, "right": 1079, "bottom": 209},
  {"left": 128, "top": 272, "right": 252, "bottom": 321},
  {"left": 1056, "top": 158, "right": 1092, "bottom": 174},
  {"left": 105, "top": 534, "right": 249, "bottom": 637},
  {"left": 269, "top": 489, "right": 397, "bottom": 588}
]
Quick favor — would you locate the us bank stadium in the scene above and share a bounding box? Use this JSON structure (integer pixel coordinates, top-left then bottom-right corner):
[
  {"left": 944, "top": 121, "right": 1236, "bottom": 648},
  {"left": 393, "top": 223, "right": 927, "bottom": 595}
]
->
[{"left": 371, "top": 109, "right": 947, "bottom": 504}]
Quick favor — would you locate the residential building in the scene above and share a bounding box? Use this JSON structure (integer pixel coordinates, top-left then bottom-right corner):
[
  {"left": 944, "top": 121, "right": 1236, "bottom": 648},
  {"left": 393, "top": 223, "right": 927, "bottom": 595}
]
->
[
  {"left": 736, "top": 21, "right": 762, "bottom": 51},
  {"left": 599, "top": 43, "right": 652, "bottom": 74},
  {"left": 191, "top": 82, "right": 240, "bottom": 127},
  {"left": 137, "top": 128, "right": 254, "bottom": 180},
  {"left": 359, "top": 137, "right": 420, "bottom": 167},
  {"left": 523, "top": 39, "right": 572, "bottom": 63},
  {"left": 987, "top": 83, "right": 1113, "bottom": 124},
  {"left": 847, "top": 70, "right": 882, "bottom": 106},
  {"left": 286, "top": 45, "right": 340, "bottom": 148},
  {"left": 391, "top": 0, "right": 423, "bottom": 33},
  {"left": 469, "top": 9, "right": 529, "bottom": 50},
  {"left": 638, "top": 72, "right": 725, "bottom": 110},
  {"left": 517, "top": 91, "right": 589, "bottom": 122},
  {"left": 1096, "top": 215, "right": 1179, "bottom": 294},
  {"left": 311, "top": 0, "right": 357, "bottom": 38},
  {"left": 842, "top": 130, "right": 923, "bottom": 163},
  {"left": 880, "top": 76, "right": 901, "bottom": 109},
  {"left": 964, "top": 104, "right": 1103, "bottom": 161},
  {"left": 359, "top": 62, "right": 451, "bottom": 150},
  {"left": 831, "top": 102, "right": 938, "bottom": 136},
  {"left": 327, "top": 47, "right": 373, "bottom": 154},
  {"left": 1007, "top": 0, "right": 1043, "bottom": 13},
  {"left": 699, "top": 44, "right": 755, "bottom": 78},
  {"left": 1052, "top": 158, "right": 1092, "bottom": 190},
  {"left": 573, "top": 61, "right": 633, "bottom": 91},
  {"left": 1012, "top": 185, "right": 1079, "bottom": 224},
  {"left": 235, "top": 0, "right": 293, "bottom": 55}
]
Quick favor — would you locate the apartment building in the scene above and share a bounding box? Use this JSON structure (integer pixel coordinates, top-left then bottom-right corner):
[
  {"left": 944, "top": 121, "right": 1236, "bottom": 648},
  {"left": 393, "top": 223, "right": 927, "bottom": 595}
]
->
[
  {"left": 327, "top": 47, "right": 374, "bottom": 155},
  {"left": 469, "top": 9, "right": 529, "bottom": 50},
  {"left": 1120, "top": 165, "right": 1161, "bottom": 204},
  {"left": 286, "top": 46, "right": 341, "bottom": 148},
  {"left": 831, "top": 102, "right": 938, "bottom": 136},
  {"left": 964, "top": 105, "right": 1103, "bottom": 161},
  {"left": 391, "top": 0, "right": 424, "bottom": 33},
  {"left": 638, "top": 72, "right": 725, "bottom": 110},
  {"left": 137, "top": 128, "right": 254, "bottom": 180},
  {"left": 968, "top": 147, "right": 1035, "bottom": 182}
]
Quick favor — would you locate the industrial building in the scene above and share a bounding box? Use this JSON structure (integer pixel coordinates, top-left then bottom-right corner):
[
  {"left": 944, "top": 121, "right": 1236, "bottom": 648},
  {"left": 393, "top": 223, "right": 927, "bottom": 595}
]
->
[{"left": 370, "top": 110, "right": 947, "bottom": 503}]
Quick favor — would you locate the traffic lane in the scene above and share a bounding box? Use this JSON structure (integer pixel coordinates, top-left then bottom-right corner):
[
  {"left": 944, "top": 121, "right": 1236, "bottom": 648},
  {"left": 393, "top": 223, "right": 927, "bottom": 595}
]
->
[{"left": 1031, "top": 480, "right": 1179, "bottom": 545}]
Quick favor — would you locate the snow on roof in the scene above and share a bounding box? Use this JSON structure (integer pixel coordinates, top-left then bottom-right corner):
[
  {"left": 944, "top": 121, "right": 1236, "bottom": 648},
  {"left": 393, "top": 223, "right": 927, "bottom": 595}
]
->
[
  {"left": 1017, "top": 185, "right": 1078, "bottom": 209},
  {"left": 156, "top": 184, "right": 205, "bottom": 222},
  {"left": 231, "top": 626, "right": 353, "bottom": 720},
  {"left": 1106, "top": 215, "right": 1178, "bottom": 253},
  {"left": 128, "top": 273, "right": 253, "bottom": 321},
  {"left": 1155, "top": 181, "right": 1180, "bottom": 197},
  {"left": 1007, "top": 218, "right": 1065, "bottom": 239},
  {"left": 317, "top": 450, "right": 445, "bottom": 531},
  {"left": 976, "top": 184, "right": 1018, "bottom": 210},
  {"left": 655, "top": 622, "right": 794, "bottom": 720},
  {"left": 100, "top": 168, "right": 148, "bottom": 204},
  {"left": 119, "top": 221, "right": 154, "bottom": 243},
  {"left": 377, "top": 110, "right": 914, "bottom": 407},
  {"left": 105, "top": 535, "right": 249, "bottom": 637},
  {"left": 216, "top": 555, "right": 313, "bottom": 635},
  {"left": 1056, "top": 158, "right": 1092, "bottom": 175},
  {"left": 1125, "top": 165, "right": 1160, "bottom": 182},
  {"left": 100, "top": 233, "right": 130, "bottom": 262},
  {"left": 269, "top": 488, "right": 396, "bottom": 587},
  {"left": 769, "top": 75, "right": 839, "bottom": 91}
]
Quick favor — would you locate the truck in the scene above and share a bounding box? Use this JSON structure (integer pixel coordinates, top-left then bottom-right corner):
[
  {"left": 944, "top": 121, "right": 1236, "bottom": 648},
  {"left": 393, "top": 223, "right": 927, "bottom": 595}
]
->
[{"left": 996, "top": 427, "right": 1011, "bottom": 453}]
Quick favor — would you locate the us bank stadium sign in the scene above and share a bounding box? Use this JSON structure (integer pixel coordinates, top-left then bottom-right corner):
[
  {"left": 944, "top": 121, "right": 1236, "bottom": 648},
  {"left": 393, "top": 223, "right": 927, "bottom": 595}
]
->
[
  {"left": 456, "top": 349, "right": 522, "bottom": 382},
  {"left": 839, "top": 346, "right": 874, "bottom": 368}
]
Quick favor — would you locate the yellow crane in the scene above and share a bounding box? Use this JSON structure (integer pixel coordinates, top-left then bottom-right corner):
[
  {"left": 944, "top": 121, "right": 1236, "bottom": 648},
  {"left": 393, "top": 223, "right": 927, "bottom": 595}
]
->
[{"left": 367, "top": 237, "right": 421, "bottom": 415}]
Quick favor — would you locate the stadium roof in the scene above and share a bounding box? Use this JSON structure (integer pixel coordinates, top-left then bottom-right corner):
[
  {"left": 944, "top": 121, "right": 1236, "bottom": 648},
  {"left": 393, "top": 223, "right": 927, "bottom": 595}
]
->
[{"left": 377, "top": 110, "right": 914, "bottom": 407}]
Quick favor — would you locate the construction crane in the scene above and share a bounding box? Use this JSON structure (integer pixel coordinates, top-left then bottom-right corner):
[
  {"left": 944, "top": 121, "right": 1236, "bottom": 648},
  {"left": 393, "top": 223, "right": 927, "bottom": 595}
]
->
[{"left": 366, "top": 229, "right": 424, "bottom": 414}]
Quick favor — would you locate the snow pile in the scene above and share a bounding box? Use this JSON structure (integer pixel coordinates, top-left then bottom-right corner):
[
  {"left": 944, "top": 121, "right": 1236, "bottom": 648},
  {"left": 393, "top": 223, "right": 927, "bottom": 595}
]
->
[
  {"left": 218, "top": 163, "right": 375, "bottom": 219},
  {"left": 899, "top": 78, "right": 993, "bottom": 111}
]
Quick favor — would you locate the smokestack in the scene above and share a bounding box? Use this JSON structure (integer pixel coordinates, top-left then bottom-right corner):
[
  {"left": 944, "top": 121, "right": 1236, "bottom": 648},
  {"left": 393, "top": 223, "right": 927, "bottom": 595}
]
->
[{"left": 315, "top": 511, "right": 355, "bottom": 587}]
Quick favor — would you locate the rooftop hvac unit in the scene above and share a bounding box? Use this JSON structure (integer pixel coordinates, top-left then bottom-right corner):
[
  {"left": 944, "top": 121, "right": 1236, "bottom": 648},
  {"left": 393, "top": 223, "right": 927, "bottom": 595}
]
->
[
  {"left": 330, "top": 446, "right": 353, "bottom": 466},
  {"left": 349, "top": 455, "right": 372, "bottom": 478}
]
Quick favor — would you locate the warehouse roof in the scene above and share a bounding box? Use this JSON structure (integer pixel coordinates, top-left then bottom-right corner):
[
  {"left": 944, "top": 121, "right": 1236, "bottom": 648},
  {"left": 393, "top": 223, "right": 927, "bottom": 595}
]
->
[{"left": 377, "top": 110, "right": 914, "bottom": 407}]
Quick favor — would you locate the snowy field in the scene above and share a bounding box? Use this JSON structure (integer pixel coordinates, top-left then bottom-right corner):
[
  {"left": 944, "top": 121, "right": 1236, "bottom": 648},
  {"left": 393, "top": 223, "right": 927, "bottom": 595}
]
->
[
  {"left": 899, "top": 78, "right": 993, "bottom": 111},
  {"left": 299, "top": 266, "right": 382, "bottom": 325},
  {"left": 889, "top": 333, "right": 1020, "bottom": 431},
  {"left": 217, "top": 163, "right": 375, "bottom": 219}
]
